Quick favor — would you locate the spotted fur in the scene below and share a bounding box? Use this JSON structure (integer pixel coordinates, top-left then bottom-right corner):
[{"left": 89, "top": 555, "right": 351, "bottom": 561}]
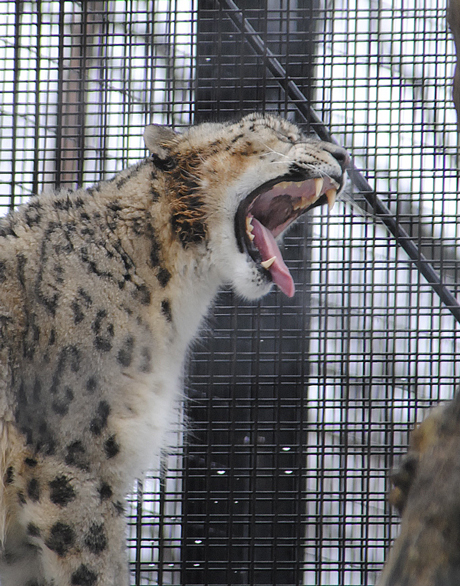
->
[
  {"left": 378, "top": 395, "right": 460, "bottom": 586},
  {"left": 0, "top": 113, "right": 346, "bottom": 585}
]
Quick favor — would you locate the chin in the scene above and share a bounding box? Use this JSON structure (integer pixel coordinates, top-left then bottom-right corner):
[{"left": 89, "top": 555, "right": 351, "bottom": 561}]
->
[{"left": 230, "top": 262, "right": 275, "bottom": 300}]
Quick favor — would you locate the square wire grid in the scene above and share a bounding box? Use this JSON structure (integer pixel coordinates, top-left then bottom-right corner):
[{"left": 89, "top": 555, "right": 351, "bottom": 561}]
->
[{"left": 0, "top": 1, "right": 458, "bottom": 585}]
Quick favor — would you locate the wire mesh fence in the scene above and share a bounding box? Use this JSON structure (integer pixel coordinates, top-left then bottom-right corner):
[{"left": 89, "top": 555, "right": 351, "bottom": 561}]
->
[{"left": 0, "top": 1, "right": 458, "bottom": 585}]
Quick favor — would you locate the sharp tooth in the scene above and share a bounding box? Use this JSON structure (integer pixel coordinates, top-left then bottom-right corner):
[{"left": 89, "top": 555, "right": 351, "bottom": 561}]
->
[
  {"left": 246, "top": 216, "right": 254, "bottom": 232},
  {"left": 261, "top": 256, "right": 276, "bottom": 269},
  {"left": 277, "top": 181, "right": 292, "bottom": 190},
  {"left": 248, "top": 232, "right": 255, "bottom": 241},
  {"left": 326, "top": 188, "right": 337, "bottom": 210},
  {"left": 314, "top": 177, "right": 324, "bottom": 198},
  {"left": 293, "top": 196, "right": 310, "bottom": 211}
]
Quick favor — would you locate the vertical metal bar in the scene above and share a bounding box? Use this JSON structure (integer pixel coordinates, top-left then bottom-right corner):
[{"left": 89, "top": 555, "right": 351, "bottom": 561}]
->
[
  {"left": 10, "top": 0, "right": 22, "bottom": 210},
  {"left": 32, "top": 1, "right": 42, "bottom": 197}
]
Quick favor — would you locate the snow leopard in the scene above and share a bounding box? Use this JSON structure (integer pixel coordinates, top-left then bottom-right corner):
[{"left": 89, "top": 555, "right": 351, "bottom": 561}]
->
[{"left": 0, "top": 113, "right": 348, "bottom": 585}]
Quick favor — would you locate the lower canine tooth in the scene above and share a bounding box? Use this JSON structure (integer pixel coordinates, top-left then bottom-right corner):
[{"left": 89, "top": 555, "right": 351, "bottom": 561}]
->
[
  {"left": 314, "top": 177, "right": 324, "bottom": 198},
  {"left": 326, "top": 188, "right": 337, "bottom": 210},
  {"left": 261, "top": 256, "right": 276, "bottom": 269},
  {"left": 248, "top": 232, "right": 255, "bottom": 241}
]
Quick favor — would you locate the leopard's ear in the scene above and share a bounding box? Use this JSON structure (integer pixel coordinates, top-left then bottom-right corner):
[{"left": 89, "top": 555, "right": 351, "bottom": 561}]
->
[{"left": 144, "top": 125, "right": 179, "bottom": 160}]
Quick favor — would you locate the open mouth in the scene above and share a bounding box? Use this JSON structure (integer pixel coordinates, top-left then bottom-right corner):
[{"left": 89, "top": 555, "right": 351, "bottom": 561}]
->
[{"left": 235, "top": 174, "right": 340, "bottom": 297}]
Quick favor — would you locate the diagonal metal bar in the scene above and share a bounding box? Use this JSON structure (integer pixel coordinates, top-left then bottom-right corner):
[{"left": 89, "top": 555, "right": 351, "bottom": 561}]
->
[{"left": 218, "top": 0, "right": 460, "bottom": 324}]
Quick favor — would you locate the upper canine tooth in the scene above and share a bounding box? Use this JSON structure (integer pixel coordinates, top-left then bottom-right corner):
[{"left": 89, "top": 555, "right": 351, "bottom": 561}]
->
[
  {"left": 261, "top": 256, "right": 276, "bottom": 269},
  {"left": 326, "top": 188, "right": 337, "bottom": 210},
  {"left": 314, "top": 177, "right": 324, "bottom": 198}
]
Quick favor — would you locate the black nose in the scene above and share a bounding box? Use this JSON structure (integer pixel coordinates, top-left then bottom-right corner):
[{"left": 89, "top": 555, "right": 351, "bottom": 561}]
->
[{"left": 330, "top": 145, "right": 350, "bottom": 171}]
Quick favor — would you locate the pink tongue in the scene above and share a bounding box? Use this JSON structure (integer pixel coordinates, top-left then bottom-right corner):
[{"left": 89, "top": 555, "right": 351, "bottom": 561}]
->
[{"left": 250, "top": 217, "right": 295, "bottom": 297}]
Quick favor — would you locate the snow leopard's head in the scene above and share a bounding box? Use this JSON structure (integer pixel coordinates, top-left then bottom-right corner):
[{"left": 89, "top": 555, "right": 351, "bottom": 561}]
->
[{"left": 144, "top": 113, "right": 348, "bottom": 299}]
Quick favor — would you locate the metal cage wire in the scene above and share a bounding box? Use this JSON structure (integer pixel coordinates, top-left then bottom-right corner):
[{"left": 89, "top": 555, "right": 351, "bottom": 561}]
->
[{"left": 0, "top": 1, "right": 458, "bottom": 585}]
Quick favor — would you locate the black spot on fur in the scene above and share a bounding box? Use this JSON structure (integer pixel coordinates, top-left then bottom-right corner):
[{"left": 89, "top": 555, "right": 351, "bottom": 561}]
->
[
  {"left": 48, "top": 329, "right": 56, "bottom": 346},
  {"left": 104, "top": 435, "right": 120, "bottom": 458},
  {"left": 51, "top": 401, "right": 69, "bottom": 416},
  {"left": 133, "top": 283, "right": 151, "bottom": 305},
  {"left": 46, "top": 522, "right": 75, "bottom": 557},
  {"left": 161, "top": 299, "right": 172, "bottom": 322},
  {"left": 17, "top": 491, "right": 26, "bottom": 504},
  {"left": 0, "top": 211, "right": 21, "bottom": 237},
  {"left": 51, "top": 387, "right": 74, "bottom": 416},
  {"left": 35, "top": 223, "right": 61, "bottom": 315},
  {"left": 116, "top": 175, "right": 129, "bottom": 189},
  {"left": 93, "top": 309, "right": 107, "bottom": 332},
  {"left": 86, "top": 376, "right": 98, "bottom": 393},
  {"left": 117, "top": 335, "right": 134, "bottom": 367},
  {"left": 49, "top": 475, "right": 76, "bottom": 507},
  {"left": 71, "top": 564, "right": 97, "bottom": 586},
  {"left": 84, "top": 523, "right": 107, "bottom": 555},
  {"left": 27, "top": 478, "right": 40, "bottom": 502},
  {"left": 79, "top": 246, "right": 114, "bottom": 281},
  {"left": 65, "top": 441, "right": 89, "bottom": 471},
  {"left": 98, "top": 482, "right": 113, "bottom": 501},
  {"left": 90, "top": 401, "right": 111, "bottom": 436},
  {"left": 23, "top": 200, "right": 42, "bottom": 227},
  {"left": 106, "top": 201, "right": 122, "bottom": 230},
  {"left": 157, "top": 267, "right": 171, "bottom": 287},
  {"left": 94, "top": 336, "right": 112, "bottom": 352},
  {"left": 139, "top": 347, "right": 152, "bottom": 373},
  {"left": 92, "top": 310, "right": 114, "bottom": 352},
  {"left": 230, "top": 132, "right": 245, "bottom": 145},
  {"left": 33, "top": 378, "right": 41, "bottom": 402},
  {"left": 78, "top": 288, "right": 92, "bottom": 306},
  {"left": 16, "top": 253, "right": 26, "bottom": 288},
  {"left": 22, "top": 312, "right": 40, "bottom": 361},
  {"left": 52, "top": 263, "right": 64, "bottom": 283},
  {"left": 149, "top": 230, "right": 161, "bottom": 267},
  {"left": 0, "top": 260, "right": 6, "bottom": 284},
  {"left": 71, "top": 300, "right": 85, "bottom": 324},
  {"left": 51, "top": 346, "right": 81, "bottom": 394},
  {"left": 150, "top": 153, "right": 176, "bottom": 171},
  {"left": 25, "top": 457, "right": 37, "bottom": 467},
  {"left": 53, "top": 197, "right": 73, "bottom": 211},
  {"left": 5, "top": 466, "right": 14, "bottom": 484},
  {"left": 35, "top": 427, "right": 56, "bottom": 456},
  {"left": 113, "top": 500, "right": 125, "bottom": 515},
  {"left": 27, "top": 522, "right": 41, "bottom": 537}
]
